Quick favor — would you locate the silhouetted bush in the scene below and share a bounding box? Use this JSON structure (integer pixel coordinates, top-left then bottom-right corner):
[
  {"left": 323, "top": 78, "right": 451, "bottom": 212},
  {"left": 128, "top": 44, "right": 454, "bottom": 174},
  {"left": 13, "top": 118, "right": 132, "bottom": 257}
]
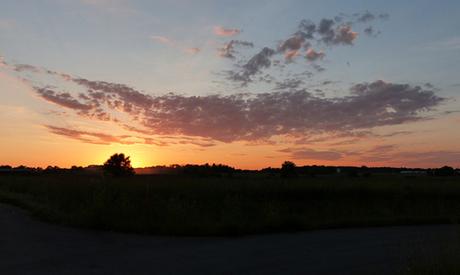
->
[{"left": 103, "top": 153, "right": 135, "bottom": 177}]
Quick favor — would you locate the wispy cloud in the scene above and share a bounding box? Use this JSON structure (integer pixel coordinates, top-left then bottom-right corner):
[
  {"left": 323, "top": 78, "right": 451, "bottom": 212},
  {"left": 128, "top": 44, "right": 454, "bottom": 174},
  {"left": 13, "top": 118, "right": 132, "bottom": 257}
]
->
[
  {"left": 218, "top": 40, "right": 253, "bottom": 59},
  {"left": 423, "top": 37, "right": 460, "bottom": 51},
  {"left": 150, "top": 36, "right": 201, "bottom": 55},
  {"left": 184, "top": 47, "right": 201, "bottom": 54},
  {"left": 151, "top": 35, "right": 173, "bottom": 45},
  {"left": 213, "top": 26, "right": 241, "bottom": 37}
]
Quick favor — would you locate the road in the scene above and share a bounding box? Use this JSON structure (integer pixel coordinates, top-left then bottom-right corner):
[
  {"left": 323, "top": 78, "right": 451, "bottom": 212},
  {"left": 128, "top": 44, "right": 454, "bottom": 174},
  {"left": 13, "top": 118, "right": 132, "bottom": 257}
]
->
[{"left": 0, "top": 203, "right": 458, "bottom": 274}]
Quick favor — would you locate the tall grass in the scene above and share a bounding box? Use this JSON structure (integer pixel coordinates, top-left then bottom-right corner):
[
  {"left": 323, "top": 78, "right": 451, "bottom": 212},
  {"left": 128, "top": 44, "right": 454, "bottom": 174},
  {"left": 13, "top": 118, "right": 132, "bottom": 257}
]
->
[{"left": 0, "top": 174, "right": 459, "bottom": 236}]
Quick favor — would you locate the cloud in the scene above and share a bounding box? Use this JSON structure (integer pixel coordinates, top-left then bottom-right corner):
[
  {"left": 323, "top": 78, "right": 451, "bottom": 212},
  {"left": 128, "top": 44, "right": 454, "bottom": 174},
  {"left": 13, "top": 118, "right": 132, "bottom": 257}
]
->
[
  {"left": 284, "top": 50, "right": 300, "bottom": 61},
  {"left": 355, "top": 11, "right": 376, "bottom": 23},
  {"left": 30, "top": 70, "right": 444, "bottom": 143},
  {"left": 46, "top": 124, "right": 218, "bottom": 147},
  {"left": 317, "top": 19, "right": 336, "bottom": 44},
  {"left": 218, "top": 40, "right": 254, "bottom": 59},
  {"left": 305, "top": 48, "right": 325, "bottom": 61},
  {"left": 279, "top": 147, "right": 343, "bottom": 160},
  {"left": 226, "top": 47, "right": 276, "bottom": 85},
  {"left": 363, "top": 26, "right": 379, "bottom": 37},
  {"left": 150, "top": 37, "right": 202, "bottom": 55},
  {"left": 333, "top": 25, "right": 358, "bottom": 45},
  {"left": 317, "top": 21, "right": 358, "bottom": 45},
  {"left": 151, "top": 35, "right": 172, "bottom": 44},
  {"left": 297, "top": 20, "right": 317, "bottom": 39},
  {"left": 224, "top": 11, "right": 387, "bottom": 85},
  {"left": 213, "top": 26, "right": 240, "bottom": 37},
  {"left": 366, "top": 144, "right": 397, "bottom": 153},
  {"left": 13, "top": 64, "right": 42, "bottom": 73},
  {"left": 278, "top": 35, "right": 306, "bottom": 53},
  {"left": 274, "top": 79, "right": 304, "bottom": 90},
  {"left": 185, "top": 47, "right": 200, "bottom": 54},
  {"left": 35, "top": 88, "right": 93, "bottom": 111},
  {"left": 46, "top": 125, "right": 135, "bottom": 145},
  {"left": 8, "top": 56, "right": 441, "bottom": 145}
]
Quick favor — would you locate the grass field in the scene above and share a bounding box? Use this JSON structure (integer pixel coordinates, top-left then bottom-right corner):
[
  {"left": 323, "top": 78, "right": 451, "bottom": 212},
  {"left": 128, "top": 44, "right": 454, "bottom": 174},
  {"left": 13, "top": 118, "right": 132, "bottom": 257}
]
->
[{"left": 0, "top": 173, "right": 459, "bottom": 236}]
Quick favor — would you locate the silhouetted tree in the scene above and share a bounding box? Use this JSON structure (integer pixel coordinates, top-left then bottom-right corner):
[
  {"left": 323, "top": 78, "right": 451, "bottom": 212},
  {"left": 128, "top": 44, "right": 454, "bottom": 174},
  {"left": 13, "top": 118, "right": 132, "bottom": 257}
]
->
[
  {"left": 103, "top": 153, "right": 135, "bottom": 177},
  {"left": 434, "top": 166, "right": 455, "bottom": 176},
  {"left": 281, "top": 161, "right": 297, "bottom": 178}
]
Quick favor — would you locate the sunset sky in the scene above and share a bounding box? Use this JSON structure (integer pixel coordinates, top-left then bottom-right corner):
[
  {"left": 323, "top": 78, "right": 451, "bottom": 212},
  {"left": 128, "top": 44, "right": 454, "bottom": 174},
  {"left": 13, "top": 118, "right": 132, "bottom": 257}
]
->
[{"left": 1, "top": 0, "right": 460, "bottom": 169}]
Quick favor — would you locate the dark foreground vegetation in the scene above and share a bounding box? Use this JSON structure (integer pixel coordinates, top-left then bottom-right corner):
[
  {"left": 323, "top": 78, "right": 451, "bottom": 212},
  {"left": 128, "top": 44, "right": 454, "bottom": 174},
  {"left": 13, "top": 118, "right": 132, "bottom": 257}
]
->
[{"left": 0, "top": 169, "right": 459, "bottom": 236}]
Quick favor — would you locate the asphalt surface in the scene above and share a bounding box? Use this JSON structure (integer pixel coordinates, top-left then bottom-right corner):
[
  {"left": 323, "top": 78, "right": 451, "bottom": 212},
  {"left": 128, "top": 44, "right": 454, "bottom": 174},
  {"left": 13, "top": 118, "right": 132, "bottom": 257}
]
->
[{"left": 1, "top": 203, "right": 458, "bottom": 274}]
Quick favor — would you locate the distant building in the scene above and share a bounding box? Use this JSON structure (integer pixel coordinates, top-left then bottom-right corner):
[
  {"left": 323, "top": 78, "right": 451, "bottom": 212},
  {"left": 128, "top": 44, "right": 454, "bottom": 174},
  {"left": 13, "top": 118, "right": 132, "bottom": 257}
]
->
[{"left": 400, "top": 170, "right": 427, "bottom": 175}]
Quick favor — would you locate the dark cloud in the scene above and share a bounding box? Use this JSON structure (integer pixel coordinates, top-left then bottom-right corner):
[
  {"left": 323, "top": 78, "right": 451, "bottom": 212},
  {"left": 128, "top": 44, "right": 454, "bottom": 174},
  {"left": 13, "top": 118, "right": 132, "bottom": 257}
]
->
[
  {"left": 317, "top": 19, "right": 336, "bottom": 44},
  {"left": 297, "top": 20, "right": 317, "bottom": 39},
  {"left": 352, "top": 11, "right": 389, "bottom": 23},
  {"left": 35, "top": 88, "right": 93, "bottom": 111},
  {"left": 274, "top": 78, "right": 304, "bottom": 90},
  {"left": 219, "top": 40, "right": 254, "bottom": 59},
  {"left": 314, "top": 20, "right": 359, "bottom": 45},
  {"left": 226, "top": 47, "right": 275, "bottom": 86},
  {"left": 364, "top": 26, "right": 381, "bottom": 37},
  {"left": 13, "top": 64, "right": 41, "bottom": 73},
  {"left": 364, "top": 26, "right": 374, "bottom": 36},
  {"left": 312, "top": 64, "right": 325, "bottom": 72},
  {"left": 34, "top": 75, "right": 445, "bottom": 143},
  {"left": 278, "top": 35, "right": 305, "bottom": 52},
  {"left": 355, "top": 11, "right": 376, "bottom": 23}
]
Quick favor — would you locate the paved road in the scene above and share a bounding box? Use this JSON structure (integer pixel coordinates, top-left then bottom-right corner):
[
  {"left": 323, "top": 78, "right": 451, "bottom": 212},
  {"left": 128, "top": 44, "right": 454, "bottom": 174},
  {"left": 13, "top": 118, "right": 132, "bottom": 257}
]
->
[{"left": 0, "top": 203, "right": 458, "bottom": 274}]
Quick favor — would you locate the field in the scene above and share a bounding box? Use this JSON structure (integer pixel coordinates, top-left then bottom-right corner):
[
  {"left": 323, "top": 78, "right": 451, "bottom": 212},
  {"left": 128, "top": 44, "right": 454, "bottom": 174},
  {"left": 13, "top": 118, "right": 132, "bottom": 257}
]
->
[{"left": 0, "top": 173, "right": 459, "bottom": 236}]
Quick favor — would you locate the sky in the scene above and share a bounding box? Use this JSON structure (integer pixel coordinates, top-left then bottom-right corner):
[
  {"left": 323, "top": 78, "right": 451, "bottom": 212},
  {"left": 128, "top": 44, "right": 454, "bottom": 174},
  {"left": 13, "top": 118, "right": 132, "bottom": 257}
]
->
[{"left": 1, "top": 0, "right": 460, "bottom": 169}]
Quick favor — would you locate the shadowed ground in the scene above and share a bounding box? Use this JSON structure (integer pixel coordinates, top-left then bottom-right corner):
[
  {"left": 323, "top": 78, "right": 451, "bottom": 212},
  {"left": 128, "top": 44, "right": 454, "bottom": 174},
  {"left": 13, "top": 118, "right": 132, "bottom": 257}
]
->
[{"left": 1, "top": 203, "right": 459, "bottom": 274}]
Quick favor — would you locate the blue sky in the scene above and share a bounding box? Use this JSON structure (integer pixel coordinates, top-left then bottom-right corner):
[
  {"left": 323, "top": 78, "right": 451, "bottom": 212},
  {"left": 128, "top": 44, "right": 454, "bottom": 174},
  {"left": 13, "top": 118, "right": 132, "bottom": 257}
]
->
[
  {"left": 2, "top": 0, "right": 459, "bottom": 94},
  {"left": 1, "top": 0, "right": 459, "bottom": 168}
]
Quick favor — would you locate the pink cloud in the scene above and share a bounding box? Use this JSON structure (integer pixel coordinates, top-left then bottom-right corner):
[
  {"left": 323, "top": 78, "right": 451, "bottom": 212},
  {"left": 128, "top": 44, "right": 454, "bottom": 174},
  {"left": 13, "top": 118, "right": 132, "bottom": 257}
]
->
[
  {"left": 284, "top": 49, "right": 300, "bottom": 61},
  {"left": 213, "top": 26, "right": 240, "bottom": 37},
  {"left": 151, "top": 35, "right": 173, "bottom": 44},
  {"left": 184, "top": 47, "right": 201, "bottom": 54},
  {"left": 305, "top": 48, "right": 325, "bottom": 61}
]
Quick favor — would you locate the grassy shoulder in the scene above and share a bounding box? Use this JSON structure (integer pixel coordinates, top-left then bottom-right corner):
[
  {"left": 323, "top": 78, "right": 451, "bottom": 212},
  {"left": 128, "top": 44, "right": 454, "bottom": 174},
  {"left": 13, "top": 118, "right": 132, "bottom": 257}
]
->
[{"left": 0, "top": 174, "right": 459, "bottom": 236}]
